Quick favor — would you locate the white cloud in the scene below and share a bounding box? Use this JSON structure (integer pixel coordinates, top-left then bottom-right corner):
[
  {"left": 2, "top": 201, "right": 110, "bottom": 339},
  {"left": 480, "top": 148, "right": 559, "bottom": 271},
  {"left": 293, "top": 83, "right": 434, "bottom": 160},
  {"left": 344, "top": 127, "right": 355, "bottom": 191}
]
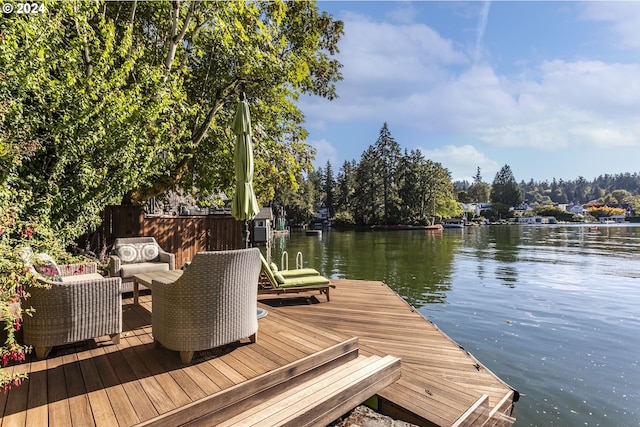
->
[
  {"left": 418, "top": 144, "right": 500, "bottom": 182},
  {"left": 302, "top": 3, "right": 640, "bottom": 180},
  {"left": 580, "top": 3, "right": 640, "bottom": 50},
  {"left": 311, "top": 139, "right": 339, "bottom": 168}
]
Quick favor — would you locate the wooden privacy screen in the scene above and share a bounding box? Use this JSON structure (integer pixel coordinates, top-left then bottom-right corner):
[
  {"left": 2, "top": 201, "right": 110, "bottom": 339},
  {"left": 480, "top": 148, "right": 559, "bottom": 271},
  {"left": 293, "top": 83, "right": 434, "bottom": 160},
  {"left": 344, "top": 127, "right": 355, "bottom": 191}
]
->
[{"left": 94, "top": 205, "right": 245, "bottom": 268}]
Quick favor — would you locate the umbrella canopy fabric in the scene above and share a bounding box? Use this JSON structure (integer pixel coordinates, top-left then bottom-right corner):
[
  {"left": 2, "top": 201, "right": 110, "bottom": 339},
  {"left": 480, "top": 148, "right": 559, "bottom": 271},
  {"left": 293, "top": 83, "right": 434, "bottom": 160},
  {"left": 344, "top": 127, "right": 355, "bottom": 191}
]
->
[{"left": 231, "top": 95, "right": 260, "bottom": 222}]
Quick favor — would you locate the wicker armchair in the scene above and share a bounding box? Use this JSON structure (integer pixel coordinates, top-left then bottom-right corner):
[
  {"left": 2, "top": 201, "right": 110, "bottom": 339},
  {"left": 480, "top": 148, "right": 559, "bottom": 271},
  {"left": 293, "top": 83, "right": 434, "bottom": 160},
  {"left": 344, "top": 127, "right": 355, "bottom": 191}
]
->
[
  {"left": 23, "top": 262, "right": 122, "bottom": 359},
  {"left": 108, "top": 237, "right": 175, "bottom": 293},
  {"left": 152, "top": 248, "right": 261, "bottom": 364}
]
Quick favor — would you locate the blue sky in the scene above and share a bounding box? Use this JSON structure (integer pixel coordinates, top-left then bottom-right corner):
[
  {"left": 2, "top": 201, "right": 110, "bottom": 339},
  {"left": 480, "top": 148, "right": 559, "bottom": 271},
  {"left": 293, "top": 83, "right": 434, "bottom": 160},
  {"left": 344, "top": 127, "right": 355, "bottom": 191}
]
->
[{"left": 299, "top": 1, "right": 640, "bottom": 184}]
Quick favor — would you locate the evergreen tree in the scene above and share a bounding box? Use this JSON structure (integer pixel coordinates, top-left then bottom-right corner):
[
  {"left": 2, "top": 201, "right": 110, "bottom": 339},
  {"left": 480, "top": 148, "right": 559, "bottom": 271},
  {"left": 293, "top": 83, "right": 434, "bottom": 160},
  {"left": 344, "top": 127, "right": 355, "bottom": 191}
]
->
[
  {"left": 491, "top": 165, "right": 523, "bottom": 208},
  {"left": 474, "top": 167, "right": 483, "bottom": 184},
  {"left": 335, "top": 160, "right": 356, "bottom": 214},
  {"left": 353, "top": 147, "right": 381, "bottom": 224},
  {"left": 324, "top": 161, "right": 336, "bottom": 218},
  {"left": 468, "top": 167, "right": 490, "bottom": 203},
  {"left": 373, "top": 123, "right": 402, "bottom": 224}
]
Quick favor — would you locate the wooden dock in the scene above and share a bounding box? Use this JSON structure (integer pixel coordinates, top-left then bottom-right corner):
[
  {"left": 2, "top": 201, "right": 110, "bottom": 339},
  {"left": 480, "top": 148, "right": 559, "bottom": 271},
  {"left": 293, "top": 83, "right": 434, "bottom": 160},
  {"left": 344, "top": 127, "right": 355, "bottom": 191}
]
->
[{"left": 1, "top": 279, "right": 516, "bottom": 426}]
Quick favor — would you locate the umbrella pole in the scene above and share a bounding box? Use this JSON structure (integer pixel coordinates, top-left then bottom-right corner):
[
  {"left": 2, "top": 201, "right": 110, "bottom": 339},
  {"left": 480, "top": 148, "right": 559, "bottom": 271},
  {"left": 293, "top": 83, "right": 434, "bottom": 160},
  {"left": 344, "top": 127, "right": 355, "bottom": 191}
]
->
[{"left": 243, "top": 219, "right": 251, "bottom": 248}]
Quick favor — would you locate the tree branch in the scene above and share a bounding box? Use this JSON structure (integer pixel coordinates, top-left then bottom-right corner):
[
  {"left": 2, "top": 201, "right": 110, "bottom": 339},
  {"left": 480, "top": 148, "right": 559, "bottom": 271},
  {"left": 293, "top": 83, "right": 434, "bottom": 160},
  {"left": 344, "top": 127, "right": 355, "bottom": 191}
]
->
[
  {"left": 163, "top": 1, "right": 196, "bottom": 82},
  {"left": 129, "top": 0, "right": 137, "bottom": 25},
  {"left": 73, "top": 4, "right": 92, "bottom": 77}
]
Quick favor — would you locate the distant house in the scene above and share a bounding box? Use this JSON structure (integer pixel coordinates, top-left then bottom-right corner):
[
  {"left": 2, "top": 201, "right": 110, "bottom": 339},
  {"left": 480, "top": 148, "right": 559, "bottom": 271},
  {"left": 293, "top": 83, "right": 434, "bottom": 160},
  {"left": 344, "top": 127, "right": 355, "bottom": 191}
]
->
[
  {"left": 475, "top": 203, "right": 492, "bottom": 217},
  {"left": 599, "top": 215, "right": 625, "bottom": 224},
  {"left": 253, "top": 207, "right": 273, "bottom": 243},
  {"left": 517, "top": 216, "right": 557, "bottom": 224},
  {"left": 569, "top": 204, "right": 585, "bottom": 215}
]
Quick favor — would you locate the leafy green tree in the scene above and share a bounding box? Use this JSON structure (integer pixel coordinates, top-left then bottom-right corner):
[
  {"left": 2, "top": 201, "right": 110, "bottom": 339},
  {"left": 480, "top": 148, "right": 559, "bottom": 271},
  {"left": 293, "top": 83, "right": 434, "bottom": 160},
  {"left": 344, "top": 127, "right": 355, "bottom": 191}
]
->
[
  {"left": 491, "top": 165, "right": 523, "bottom": 209},
  {"left": 626, "top": 195, "right": 640, "bottom": 215},
  {"left": 610, "top": 189, "right": 632, "bottom": 204},
  {"left": 424, "top": 160, "right": 461, "bottom": 219},
  {"left": 468, "top": 182, "right": 490, "bottom": 203},
  {"left": 1, "top": 0, "right": 343, "bottom": 241},
  {"left": 587, "top": 206, "right": 626, "bottom": 218},
  {"left": 398, "top": 149, "right": 424, "bottom": 223},
  {"left": 532, "top": 206, "right": 577, "bottom": 222}
]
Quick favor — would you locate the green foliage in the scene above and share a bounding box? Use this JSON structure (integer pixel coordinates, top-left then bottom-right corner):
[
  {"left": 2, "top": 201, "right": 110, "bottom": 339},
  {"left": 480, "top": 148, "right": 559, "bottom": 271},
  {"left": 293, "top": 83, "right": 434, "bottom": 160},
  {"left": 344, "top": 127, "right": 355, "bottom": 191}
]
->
[
  {"left": 0, "top": 183, "right": 74, "bottom": 392},
  {"left": 532, "top": 206, "right": 577, "bottom": 222},
  {"left": 519, "top": 173, "right": 640, "bottom": 206},
  {"left": 280, "top": 125, "right": 459, "bottom": 226},
  {"left": 587, "top": 207, "right": 626, "bottom": 218},
  {"left": 1, "top": 0, "right": 344, "bottom": 240},
  {"left": 468, "top": 182, "right": 490, "bottom": 203},
  {"left": 332, "top": 211, "right": 355, "bottom": 227}
]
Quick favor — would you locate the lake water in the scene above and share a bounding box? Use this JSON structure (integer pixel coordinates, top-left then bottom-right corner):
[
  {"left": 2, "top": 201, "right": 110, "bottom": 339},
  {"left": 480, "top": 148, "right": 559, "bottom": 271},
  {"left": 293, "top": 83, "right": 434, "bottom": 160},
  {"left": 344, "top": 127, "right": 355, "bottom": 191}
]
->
[{"left": 268, "top": 224, "right": 640, "bottom": 427}]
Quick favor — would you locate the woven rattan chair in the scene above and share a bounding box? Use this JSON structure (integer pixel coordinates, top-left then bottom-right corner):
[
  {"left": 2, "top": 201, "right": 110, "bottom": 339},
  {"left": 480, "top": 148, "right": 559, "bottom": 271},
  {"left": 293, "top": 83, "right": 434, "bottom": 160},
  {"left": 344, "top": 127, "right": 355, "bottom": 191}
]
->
[
  {"left": 108, "top": 237, "right": 175, "bottom": 293},
  {"left": 151, "top": 248, "right": 261, "bottom": 364},
  {"left": 23, "top": 262, "right": 122, "bottom": 359}
]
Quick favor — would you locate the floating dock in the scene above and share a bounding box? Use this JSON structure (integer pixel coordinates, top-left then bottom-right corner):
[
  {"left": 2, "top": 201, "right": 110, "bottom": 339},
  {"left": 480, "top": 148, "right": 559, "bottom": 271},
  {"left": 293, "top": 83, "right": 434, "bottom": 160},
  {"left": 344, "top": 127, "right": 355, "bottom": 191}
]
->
[{"left": 1, "top": 279, "right": 516, "bottom": 426}]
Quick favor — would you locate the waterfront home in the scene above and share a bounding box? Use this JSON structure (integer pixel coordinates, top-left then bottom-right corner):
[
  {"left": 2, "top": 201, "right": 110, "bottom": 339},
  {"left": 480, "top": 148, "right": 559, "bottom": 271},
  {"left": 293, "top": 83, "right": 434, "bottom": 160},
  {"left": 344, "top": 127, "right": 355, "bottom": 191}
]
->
[
  {"left": 517, "top": 216, "right": 557, "bottom": 224},
  {"left": 599, "top": 215, "right": 626, "bottom": 223}
]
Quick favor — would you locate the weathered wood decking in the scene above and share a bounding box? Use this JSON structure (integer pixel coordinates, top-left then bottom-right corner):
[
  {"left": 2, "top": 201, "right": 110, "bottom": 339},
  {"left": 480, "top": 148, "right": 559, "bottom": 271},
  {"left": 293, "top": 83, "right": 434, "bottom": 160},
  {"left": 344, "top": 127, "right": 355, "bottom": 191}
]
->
[{"left": 1, "top": 279, "right": 517, "bottom": 426}]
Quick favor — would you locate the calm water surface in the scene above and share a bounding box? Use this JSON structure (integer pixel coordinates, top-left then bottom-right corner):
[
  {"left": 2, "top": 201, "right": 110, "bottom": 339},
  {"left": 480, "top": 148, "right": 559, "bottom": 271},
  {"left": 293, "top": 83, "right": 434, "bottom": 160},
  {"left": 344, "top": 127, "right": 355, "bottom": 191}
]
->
[{"left": 269, "top": 225, "right": 640, "bottom": 427}]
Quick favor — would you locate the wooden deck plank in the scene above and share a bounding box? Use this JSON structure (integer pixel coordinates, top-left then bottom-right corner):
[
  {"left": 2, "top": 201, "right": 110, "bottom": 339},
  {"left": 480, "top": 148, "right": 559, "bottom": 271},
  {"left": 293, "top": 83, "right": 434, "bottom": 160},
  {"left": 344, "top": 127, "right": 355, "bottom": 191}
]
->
[
  {"left": 76, "top": 350, "right": 119, "bottom": 427},
  {"left": 139, "top": 338, "right": 360, "bottom": 427},
  {"left": 62, "top": 353, "right": 95, "bottom": 427},
  {"left": 4, "top": 281, "right": 515, "bottom": 427},
  {"left": 101, "top": 341, "right": 159, "bottom": 421},
  {"left": 259, "top": 279, "right": 517, "bottom": 425},
  {"left": 24, "top": 360, "right": 48, "bottom": 427},
  {"left": 216, "top": 355, "right": 380, "bottom": 427},
  {"left": 46, "top": 355, "right": 72, "bottom": 427},
  {"left": 2, "top": 364, "right": 28, "bottom": 427}
]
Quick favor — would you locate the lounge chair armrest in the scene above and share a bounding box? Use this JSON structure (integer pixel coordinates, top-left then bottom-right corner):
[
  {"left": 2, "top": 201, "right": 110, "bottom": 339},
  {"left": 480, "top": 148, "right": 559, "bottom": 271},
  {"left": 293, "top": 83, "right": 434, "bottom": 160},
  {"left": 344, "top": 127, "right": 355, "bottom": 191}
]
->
[
  {"left": 158, "top": 251, "right": 175, "bottom": 270},
  {"left": 108, "top": 255, "right": 121, "bottom": 277}
]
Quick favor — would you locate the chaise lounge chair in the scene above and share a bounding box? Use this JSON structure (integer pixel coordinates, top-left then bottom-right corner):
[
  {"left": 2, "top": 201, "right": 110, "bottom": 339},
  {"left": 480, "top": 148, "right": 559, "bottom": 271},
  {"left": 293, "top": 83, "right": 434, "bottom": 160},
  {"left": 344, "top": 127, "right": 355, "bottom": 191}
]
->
[{"left": 259, "top": 254, "right": 335, "bottom": 301}]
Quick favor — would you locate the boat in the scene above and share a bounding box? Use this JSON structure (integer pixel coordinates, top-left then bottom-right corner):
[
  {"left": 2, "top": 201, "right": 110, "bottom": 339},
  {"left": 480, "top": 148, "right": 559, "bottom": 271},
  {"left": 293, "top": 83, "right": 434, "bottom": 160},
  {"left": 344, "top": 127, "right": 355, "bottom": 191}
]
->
[
  {"left": 443, "top": 219, "right": 464, "bottom": 229},
  {"left": 425, "top": 224, "right": 443, "bottom": 231}
]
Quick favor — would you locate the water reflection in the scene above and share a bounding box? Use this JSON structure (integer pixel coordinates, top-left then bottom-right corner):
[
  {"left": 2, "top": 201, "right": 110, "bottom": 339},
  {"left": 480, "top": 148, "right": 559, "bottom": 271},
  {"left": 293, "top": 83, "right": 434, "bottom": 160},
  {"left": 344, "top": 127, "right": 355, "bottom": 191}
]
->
[
  {"left": 270, "top": 229, "right": 461, "bottom": 308},
  {"left": 269, "top": 225, "right": 640, "bottom": 427}
]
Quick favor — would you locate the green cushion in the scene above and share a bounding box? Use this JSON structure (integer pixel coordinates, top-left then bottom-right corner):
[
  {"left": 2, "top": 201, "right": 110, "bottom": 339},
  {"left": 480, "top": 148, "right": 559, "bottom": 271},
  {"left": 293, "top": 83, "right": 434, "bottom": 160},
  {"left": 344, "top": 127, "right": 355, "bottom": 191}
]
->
[
  {"left": 260, "top": 254, "right": 280, "bottom": 285},
  {"left": 278, "top": 268, "right": 321, "bottom": 278},
  {"left": 278, "top": 274, "right": 330, "bottom": 289},
  {"left": 274, "top": 271, "right": 286, "bottom": 284}
]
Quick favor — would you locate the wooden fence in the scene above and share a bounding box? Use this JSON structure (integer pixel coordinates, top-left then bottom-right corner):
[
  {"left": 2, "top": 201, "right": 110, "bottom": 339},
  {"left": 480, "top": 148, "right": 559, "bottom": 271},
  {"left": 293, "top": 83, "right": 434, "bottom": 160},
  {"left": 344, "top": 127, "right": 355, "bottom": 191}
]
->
[{"left": 85, "top": 205, "right": 245, "bottom": 268}]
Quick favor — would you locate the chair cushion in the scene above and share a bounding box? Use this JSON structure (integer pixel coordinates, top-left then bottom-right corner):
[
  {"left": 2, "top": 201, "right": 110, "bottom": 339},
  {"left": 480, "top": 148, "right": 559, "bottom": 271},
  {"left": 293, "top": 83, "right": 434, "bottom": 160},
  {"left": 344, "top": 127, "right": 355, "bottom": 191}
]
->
[
  {"left": 115, "top": 242, "right": 160, "bottom": 264},
  {"left": 278, "top": 275, "right": 331, "bottom": 289},
  {"left": 61, "top": 273, "right": 106, "bottom": 283},
  {"left": 32, "top": 253, "right": 62, "bottom": 282},
  {"left": 274, "top": 271, "right": 286, "bottom": 284},
  {"left": 120, "top": 262, "right": 170, "bottom": 279},
  {"left": 260, "top": 254, "right": 280, "bottom": 285},
  {"left": 278, "top": 268, "right": 321, "bottom": 278}
]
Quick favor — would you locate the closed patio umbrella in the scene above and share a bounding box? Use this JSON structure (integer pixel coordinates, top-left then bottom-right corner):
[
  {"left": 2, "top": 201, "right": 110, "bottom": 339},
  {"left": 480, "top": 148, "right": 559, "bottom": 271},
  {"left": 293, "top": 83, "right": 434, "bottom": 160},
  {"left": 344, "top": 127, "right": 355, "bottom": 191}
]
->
[{"left": 231, "top": 92, "right": 260, "bottom": 248}]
